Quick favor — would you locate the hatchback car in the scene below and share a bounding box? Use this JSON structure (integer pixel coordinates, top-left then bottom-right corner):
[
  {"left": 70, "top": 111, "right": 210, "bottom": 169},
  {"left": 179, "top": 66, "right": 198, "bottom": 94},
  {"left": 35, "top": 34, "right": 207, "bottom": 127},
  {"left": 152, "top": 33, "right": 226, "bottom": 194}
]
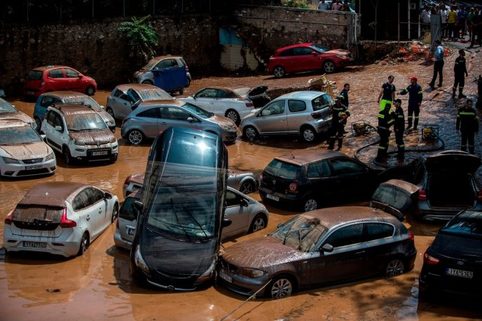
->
[
  {"left": 267, "top": 42, "right": 353, "bottom": 78},
  {"left": 3, "top": 182, "right": 119, "bottom": 257},
  {"left": 121, "top": 100, "right": 237, "bottom": 145},
  {"left": 0, "top": 98, "right": 35, "bottom": 127},
  {"left": 240, "top": 91, "right": 333, "bottom": 142},
  {"left": 419, "top": 210, "right": 482, "bottom": 299},
  {"left": 106, "top": 84, "right": 172, "bottom": 121},
  {"left": 24, "top": 65, "right": 97, "bottom": 98},
  {"left": 41, "top": 104, "right": 118, "bottom": 164},
  {"left": 34, "top": 91, "right": 115, "bottom": 132},
  {"left": 218, "top": 205, "right": 416, "bottom": 298},
  {"left": 0, "top": 120, "right": 56, "bottom": 178},
  {"left": 415, "top": 150, "right": 482, "bottom": 220}
]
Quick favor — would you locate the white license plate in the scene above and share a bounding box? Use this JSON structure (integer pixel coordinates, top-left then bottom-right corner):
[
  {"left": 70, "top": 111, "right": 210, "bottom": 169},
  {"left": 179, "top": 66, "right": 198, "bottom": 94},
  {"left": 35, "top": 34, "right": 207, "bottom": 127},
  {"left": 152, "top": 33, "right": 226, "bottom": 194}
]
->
[
  {"left": 25, "top": 165, "right": 43, "bottom": 170},
  {"left": 126, "top": 226, "right": 136, "bottom": 236},
  {"left": 219, "top": 270, "right": 232, "bottom": 283},
  {"left": 266, "top": 194, "right": 279, "bottom": 202},
  {"left": 23, "top": 241, "right": 47, "bottom": 248},
  {"left": 92, "top": 151, "right": 108, "bottom": 156},
  {"left": 446, "top": 268, "right": 474, "bottom": 279}
]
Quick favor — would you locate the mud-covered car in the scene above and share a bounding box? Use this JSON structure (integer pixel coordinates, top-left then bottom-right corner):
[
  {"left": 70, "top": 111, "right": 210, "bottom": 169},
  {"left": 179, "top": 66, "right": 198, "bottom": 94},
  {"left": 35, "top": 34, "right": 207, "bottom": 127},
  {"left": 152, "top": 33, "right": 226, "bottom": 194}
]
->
[{"left": 0, "top": 98, "right": 35, "bottom": 128}]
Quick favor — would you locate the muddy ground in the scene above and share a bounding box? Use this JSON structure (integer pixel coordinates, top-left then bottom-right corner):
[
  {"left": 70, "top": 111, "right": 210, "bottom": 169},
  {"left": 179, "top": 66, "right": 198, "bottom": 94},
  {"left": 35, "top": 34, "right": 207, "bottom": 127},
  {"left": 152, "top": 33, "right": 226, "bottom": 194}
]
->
[{"left": 1, "top": 41, "right": 482, "bottom": 321}]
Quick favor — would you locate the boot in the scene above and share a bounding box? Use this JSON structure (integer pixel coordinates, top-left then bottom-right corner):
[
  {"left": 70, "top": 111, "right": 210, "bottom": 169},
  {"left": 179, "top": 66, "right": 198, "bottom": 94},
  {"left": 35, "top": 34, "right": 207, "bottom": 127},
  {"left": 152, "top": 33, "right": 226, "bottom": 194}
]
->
[
  {"left": 336, "top": 138, "right": 343, "bottom": 151},
  {"left": 327, "top": 137, "right": 335, "bottom": 150}
]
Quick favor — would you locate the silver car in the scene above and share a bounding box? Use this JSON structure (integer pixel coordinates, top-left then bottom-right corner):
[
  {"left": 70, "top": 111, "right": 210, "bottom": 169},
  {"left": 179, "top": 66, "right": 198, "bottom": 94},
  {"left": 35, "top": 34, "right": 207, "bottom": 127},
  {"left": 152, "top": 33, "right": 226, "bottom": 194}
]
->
[
  {"left": 120, "top": 100, "right": 237, "bottom": 145},
  {"left": 240, "top": 91, "right": 333, "bottom": 143},
  {"left": 106, "top": 83, "right": 172, "bottom": 121},
  {"left": 0, "top": 98, "right": 35, "bottom": 127}
]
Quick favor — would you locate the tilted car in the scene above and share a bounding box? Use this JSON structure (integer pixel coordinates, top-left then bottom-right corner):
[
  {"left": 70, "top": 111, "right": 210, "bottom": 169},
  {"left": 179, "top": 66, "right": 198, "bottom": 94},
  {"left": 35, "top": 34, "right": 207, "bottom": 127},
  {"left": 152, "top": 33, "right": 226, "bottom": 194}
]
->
[
  {"left": 41, "top": 104, "right": 118, "bottom": 164},
  {"left": 240, "top": 91, "right": 333, "bottom": 143},
  {"left": 0, "top": 98, "right": 35, "bottom": 128},
  {"left": 0, "top": 120, "right": 56, "bottom": 178},
  {"left": 106, "top": 83, "right": 172, "bottom": 121},
  {"left": 3, "top": 182, "right": 119, "bottom": 257},
  {"left": 34, "top": 91, "right": 115, "bottom": 132},
  {"left": 120, "top": 100, "right": 237, "bottom": 145},
  {"left": 267, "top": 42, "right": 352, "bottom": 78},
  {"left": 24, "top": 65, "right": 97, "bottom": 98}
]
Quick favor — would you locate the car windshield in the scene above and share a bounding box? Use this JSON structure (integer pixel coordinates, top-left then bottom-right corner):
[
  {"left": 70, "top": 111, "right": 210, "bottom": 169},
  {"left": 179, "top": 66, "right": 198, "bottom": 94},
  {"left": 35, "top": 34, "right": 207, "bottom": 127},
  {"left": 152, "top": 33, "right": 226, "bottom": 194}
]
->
[
  {"left": 133, "top": 88, "right": 172, "bottom": 101},
  {"left": 143, "top": 58, "right": 159, "bottom": 70},
  {"left": 310, "top": 43, "right": 328, "bottom": 52},
  {"left": 119, "top": 196, "right": 139, "bottom": 221},
  {"left": 27, "top": 70, "right": 43, "bottom": 80},
  {"left": 312, "top": 94, "right": 332, "bottom": 111},
  {"left": 0, "top": 98, "right": 16, "bottom": 113},
  {"left": 61, "top": 96, "right": 102, "bottom": 112},
  {"left": 270, "top": 215, "right": 327, "bottom": 252},
  {"left": 182, "top": 102, "right": 213, "bottom": 118},
  {"left": 264, "top": 159, "right": 301, "bottom": 180},
  {"left": 67, "top": 113, "right": 107, "bottom": 131},
  {"left": 0, "top": 126, "right": 42, "bottom": 145}
]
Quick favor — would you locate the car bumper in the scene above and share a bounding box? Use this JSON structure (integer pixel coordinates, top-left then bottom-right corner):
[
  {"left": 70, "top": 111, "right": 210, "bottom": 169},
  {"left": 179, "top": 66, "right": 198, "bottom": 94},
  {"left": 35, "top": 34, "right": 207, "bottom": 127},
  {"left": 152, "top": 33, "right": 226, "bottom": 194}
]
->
[
  {"left": 259, "top": 187, "right": 304, "bottom": 209},
  {"left": 114, "top": 229, "right": 132, "bottom": 251},
  {"left": 416, "top": 202, "right": 482, "bottom": 220},
  {"left": 0, "top": 159, "right": 56, "bottom": 177},
  {"left": 70, "top": 145, "right": 118, "bottom": 161},
  {"left": 216, "top": 267, "right": 270, "bottom": 297},
  {"left": 419, "top": 268, "right": 482, "bottom": 296}
]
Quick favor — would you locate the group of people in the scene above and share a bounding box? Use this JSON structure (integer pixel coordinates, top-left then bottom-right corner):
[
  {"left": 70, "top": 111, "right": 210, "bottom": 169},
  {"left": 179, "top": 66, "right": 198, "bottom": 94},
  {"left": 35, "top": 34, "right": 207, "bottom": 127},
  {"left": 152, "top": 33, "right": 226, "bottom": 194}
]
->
[{"left": 317, "top": 0, "right": 352, "bottom": 12}]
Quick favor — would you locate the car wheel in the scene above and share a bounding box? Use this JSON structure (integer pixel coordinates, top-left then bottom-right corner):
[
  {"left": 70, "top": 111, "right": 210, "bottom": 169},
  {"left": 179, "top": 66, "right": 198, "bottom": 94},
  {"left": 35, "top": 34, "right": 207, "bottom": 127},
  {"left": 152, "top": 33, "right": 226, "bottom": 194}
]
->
[
  {"left": 385, "top": 258, "right": 405, "bottom": 277},
  {"left": 322, "top": 60, "right": 336, "bottom": 73},
  {"left": 303, "top": 198, "right": 318, "bottom": 212},
  {"left": 77, "top": 232, "right": 90, "bottom": 256},
  {"left": 243, "top": 126, "right": 259, "bottom": 141},
  {"left": 225, "top": 109, "right": 240, "bottom": 126},
  {"left": 63, "top": 146, "right": 73, "bottom": 165},
  {"left": 111, "top": 203, "right": 119, "bottom": 223},
  {"left": 239, "top": 180, "right": 256, "bottom": 194},
  {"left": 141, "top": 80, "right": 153, "bottom": 85},
  {"left": 273, "top": 66, "right": 286, "bottom": 78},
  {"left": 34, "top": 117, "right": 42, "bottom": 132},
  {"left": 110, "top": 153, "right": 118, "bottom": 164},
  {"left": 249, "top": 214, "right": 267, "bottom": 233},
  {"left": 301, "top": 126, "right": 316, "bottom": 143},
  {"left": 85, "top": 86, "right": 96, "bottom": 96},
  {"left": 128, "top": 129, "right": 144, "bottom": 145},
  {"left": 268, "top": 276, "right": 294, "bottom": 299},
  {"left": 106, "top": 107, "right": 115, "bottom": 119}
]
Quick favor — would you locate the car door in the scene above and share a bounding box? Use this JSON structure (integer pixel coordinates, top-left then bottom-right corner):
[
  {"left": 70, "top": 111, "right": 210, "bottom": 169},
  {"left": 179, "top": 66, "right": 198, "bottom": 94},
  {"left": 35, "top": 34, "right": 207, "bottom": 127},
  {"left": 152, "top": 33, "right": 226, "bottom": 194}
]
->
[
  {"left": 43, "top": 110, "right": 65, "bottom": 152},
  {"left": 305, "top": 160, "right": 336, "bottom": 203},
  {"left": 36, "top": 95, "right": 61, "bottom": 121},
  {"left": 360, "top": 222, "right": 397, "bottom": 275},
  {"left": 192, "top": 88, "right": 219, "bottom": 114},
  {"left": 255, "top": 99, "right": 288, "bottom": 134},
  {"left": 153, "top": 59, "right": 184, "bottom": 92},
  {"left": 72, "top": 188, "right": 97, "bottom": 236},
  {"left": 81, "top": 187, "right": 107, "bottom": 238},
  {"left": 118, "top": 195, "right": 139, "bottom": 244},
  {"left": 46, "top": 68, "right": 66, "bottom": 91},
  {"left": 159, "top": 106, "right": 198, "bottom": 133},
  {"left": 64, "top": 68, "right": 82, "bottom": 92},
  {"left": 222, "top": 189, "right": 251, "bottom": 239},
  {"left": 294, "top": 47, "right": 320, "bottom": 72},
  {"left": 328, "top": 157, "right": 373, "bottom": 202},
  {"left": 135, "top": 107, "right": 161, "bottom": 138},
  {"left": 286, "top": 99, "right": 309, "bottom": 133}
]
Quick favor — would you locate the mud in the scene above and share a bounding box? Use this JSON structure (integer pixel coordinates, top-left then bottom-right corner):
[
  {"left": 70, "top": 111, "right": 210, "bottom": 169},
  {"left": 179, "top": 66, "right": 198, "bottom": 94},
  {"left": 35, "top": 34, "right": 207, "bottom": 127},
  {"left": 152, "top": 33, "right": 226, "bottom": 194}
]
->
[{"left": 1, "top": 43, "right": 482, "bottom": 321}]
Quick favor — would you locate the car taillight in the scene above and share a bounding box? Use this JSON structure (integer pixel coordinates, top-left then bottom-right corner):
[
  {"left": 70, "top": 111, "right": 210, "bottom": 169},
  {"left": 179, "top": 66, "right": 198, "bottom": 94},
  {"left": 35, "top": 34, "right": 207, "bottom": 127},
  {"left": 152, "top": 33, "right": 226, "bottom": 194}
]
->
[
  {"left": 289, "top": 182, "right": 298, "bottom": 192},
  {"left": 60, "top": 209, "right": 77, "bottom": 228},
  {"left": 4, "top": 211, "right": 13, "bottom": 225},
  {"left": 245, "top": 102, "right": 254, "bottom": 108},
  {"left": 418, "top": 189, "right": 427, "bottom": 201},
  {"left": 423, "top": 252, "right": 440, "bottom": 265}
]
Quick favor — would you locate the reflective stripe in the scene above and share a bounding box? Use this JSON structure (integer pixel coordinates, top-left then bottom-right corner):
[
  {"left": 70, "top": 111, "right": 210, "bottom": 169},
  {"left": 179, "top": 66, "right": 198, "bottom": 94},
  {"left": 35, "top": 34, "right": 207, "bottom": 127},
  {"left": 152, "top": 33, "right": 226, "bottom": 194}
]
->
[
  {"left": 459, "top": 112, "right": 476, "bottom": 116},
  {"left": 378, "top": 114, "right": 385, "bottom": 118}
]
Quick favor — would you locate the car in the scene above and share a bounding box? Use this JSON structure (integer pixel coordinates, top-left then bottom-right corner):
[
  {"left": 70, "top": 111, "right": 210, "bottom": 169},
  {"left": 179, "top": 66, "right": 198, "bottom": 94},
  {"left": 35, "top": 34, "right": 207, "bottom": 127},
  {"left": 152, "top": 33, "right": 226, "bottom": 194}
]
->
[
  {"left": 130, "top": 127, "right": 228, "bottom": 290},
  {"left": 0, "top": 98, "right": 35, "bottom": 127},
  {"left": 123, "top": 169, "right": 258, "bottom": 198},
  {"left": 259, "top": 149, "right": 380, "bottom": 211},
  {"left": 120, "top": 100, "right": 237, "bottom": 145},
  {"left": 415, "top": 150, "right": 482, "bottom": 220},
  {"left": 232, "top": 86, "right": 271, "bottom": 109},
  {"left": 181, "top": 87, "right": 256, "bottom": 125},
  {"left": 0, "top": 120, "right": 56, "bottom": 178},
  {"left": 105, "top": 84, "right": 172, "bottom": 121},
  {"left": 133, "top": 55, "right": 191, "bottom": 95},
  {"left": 24, "top": 65, "right": 97, "bottom": 98},
  {"left": 41, "top": 104, "right": 118, "bottom": 164},
  {"left": 3, "top": 182, "right": 119, "bottom": 257},
  {"left": 217, "top": 202, "right": 417, "bottom": 299},
  {"left": 114, "top": 187, "right": 269, "bottom": 250},
  {"left": 267, "top": 42, "right": 353, "bottom": 78},
  {"left": 240, "top": 91, "right": 333, "bottom": 142},
  {"left": 34, "top": 91, "right": 116, "bottom": 132},
  {"left": 419, "top": 210, "right": 482, "bottom": 299}
]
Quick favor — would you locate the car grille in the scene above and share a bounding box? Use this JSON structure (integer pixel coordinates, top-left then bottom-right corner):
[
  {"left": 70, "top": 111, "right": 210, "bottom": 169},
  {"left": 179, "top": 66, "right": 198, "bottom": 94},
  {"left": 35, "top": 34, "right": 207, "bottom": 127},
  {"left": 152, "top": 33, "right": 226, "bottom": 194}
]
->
[
  {"left": 17, "top": 168, "right": 50, "bottom": 176},
  {"left": 22, "top": 158, "right": 44, "bottom": 164}
]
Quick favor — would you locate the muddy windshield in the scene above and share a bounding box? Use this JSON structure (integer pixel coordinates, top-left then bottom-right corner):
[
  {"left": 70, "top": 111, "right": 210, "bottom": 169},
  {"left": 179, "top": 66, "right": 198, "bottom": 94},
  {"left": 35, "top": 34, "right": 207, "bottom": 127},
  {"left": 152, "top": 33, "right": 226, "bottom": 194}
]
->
[
  {"left": 182, "top": 103, "right": 213, "bottom": 119},
  {"left": 271, "top": 215, "right": 328, "bottom": 252},
  {"left": 62, "top": 96, "right": 102, "bottom": 112},
  {"left": 0, "top": 126, "right": 42, "bottom": 145},
  {"left": 67, "top": 113, "right": 107, "bottom": 131},
  {"left": 0, "top": 98, "right": 16, "bottom": 113},
  {"left": 130, "top": 88, "right": 172, "bottom": 101},
  {"left": 264, "top": 159, "right": 301, "bottom": 180}
]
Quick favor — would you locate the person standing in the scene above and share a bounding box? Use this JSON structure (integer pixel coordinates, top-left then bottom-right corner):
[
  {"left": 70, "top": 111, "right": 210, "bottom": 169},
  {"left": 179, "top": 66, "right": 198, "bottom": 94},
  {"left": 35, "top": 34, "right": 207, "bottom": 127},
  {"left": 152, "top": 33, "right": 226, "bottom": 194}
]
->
[
  {"left": 391, "top": 99, "right": 405, "bottom": 160},
  {"left": 339, "top": 83, "right": 350, "bottom": 109},
  {"left": 318, "top": 0, "right": 331, "bottom": 11},
  {"left": 453, "top": 49, "right": 468, "bottom": 99},
  {"left": 456, "top": 99, "right": 479, "bottom": 154},
  {"left": 429, "top": 40, "right": 444, "bottom": 90},
  {"left": 375, "top": 100, "right": 394, "bottom": 163},
  {"left": 327, "top": 96, "right": 350, "bottom": 151},
  {"left": 399, "top": 77, "right": 423, "bottom": 130},
  {"left": 377, "top": 75, "right": 396, "bottom": 112},
  {"left": 447, "top": 6, "right": 457, "bottom": 39}
]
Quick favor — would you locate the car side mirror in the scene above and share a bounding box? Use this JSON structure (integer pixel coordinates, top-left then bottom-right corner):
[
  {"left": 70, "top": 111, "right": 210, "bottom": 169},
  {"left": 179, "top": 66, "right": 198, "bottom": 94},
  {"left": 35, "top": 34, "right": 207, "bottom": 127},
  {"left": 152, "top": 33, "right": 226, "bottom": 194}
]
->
[
  {"left": 187, "top": 116, "right": 195, "bottom": 122},
  {"left": 100, "top": 105, "right": 105, "bottom": 109},
  {"left": 321, "top": 243, "right": 334, "bottom": 253},
  {"left": 104, "top": 192, "right": 113, "bottom": 200},
  {"left": 40, "top": 134, "right": 46, "bottom": 140},
  {"left": 54, "top": 125, "right": 63, "bottom": 132},
  {"left": 240, "top": 198, "right": 249, "bottom": 207},
  {"left": 222, "top": 218, "right": 232, "bottom": 228},
  {"left": 134, "top": 200, "right": 144, "bottom": 212}
]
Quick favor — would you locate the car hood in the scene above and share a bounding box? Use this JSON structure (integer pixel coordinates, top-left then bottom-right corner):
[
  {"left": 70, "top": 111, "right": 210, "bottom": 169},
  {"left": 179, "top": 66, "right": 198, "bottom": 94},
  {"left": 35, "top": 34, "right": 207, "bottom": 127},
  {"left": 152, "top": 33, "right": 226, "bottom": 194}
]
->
[
  {"left": 69, "top": 129, "right": 116, "bottom": 145},
  {"left": 222, "top": 236, "right": 307, "bottom": 269},
  {"left": 210, "top": 115, "right": 236, "bottom": 129},
  {"left": 99, "top": 110, "right": 115, "bottom": 125},
  {"left": 0, "top": 111, "right": 34, "bottom": 125},
  {"left": 425, "top": 150, "right": 481, "bottom": 174},
  {"left": 326, "top": 49, "right": 351, "bottom": 56},
  {"left": 241, "top": 108, "right": 262, "bottom": 122},
  {"left": 0, "top": 141, "right": 51, "bottom": 160}
]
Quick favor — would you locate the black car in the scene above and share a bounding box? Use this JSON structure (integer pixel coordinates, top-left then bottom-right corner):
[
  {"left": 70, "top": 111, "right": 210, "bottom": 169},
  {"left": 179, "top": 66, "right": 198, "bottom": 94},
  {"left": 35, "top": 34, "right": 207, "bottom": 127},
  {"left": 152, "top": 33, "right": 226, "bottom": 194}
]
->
[
  {"left": 419, "top": 210, "right": 482, "bottom": 298},
  {"left": 130, "top": 127, "right": 228, "bottom": 290}
]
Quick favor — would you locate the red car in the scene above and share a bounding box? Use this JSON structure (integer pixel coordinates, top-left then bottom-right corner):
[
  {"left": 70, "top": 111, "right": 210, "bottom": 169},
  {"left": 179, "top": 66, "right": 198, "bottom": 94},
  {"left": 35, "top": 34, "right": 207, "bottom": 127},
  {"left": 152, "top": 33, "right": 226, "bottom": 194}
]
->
[
  {"left": 24, "top": 65, "right": 97, "bottom": 98},
  {"left": 267, "top": 43, "right": 352, "bottom": 78}
]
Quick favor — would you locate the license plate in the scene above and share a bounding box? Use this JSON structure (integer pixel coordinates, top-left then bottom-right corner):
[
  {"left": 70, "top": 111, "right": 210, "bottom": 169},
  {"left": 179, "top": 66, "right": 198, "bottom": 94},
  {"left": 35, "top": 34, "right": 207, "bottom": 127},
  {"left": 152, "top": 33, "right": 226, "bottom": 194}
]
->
[
  {"left": 25, "top": 165, "right": 43, "bottom": 170},
  {"left": 266, "top": 194, "right": 279, "bottom": 202},
  {"left": 126, "top": 226, "right": 136, "bottom": 236},
  {"left": 23, "top": 241, "right": 47, "bottom": 248},
  {"left": 446, "top": 268, "right": 474, "bottom": 279},
  {"left": 92, "top": 150, "right": 108, "bottom": 156},
  {"left": 219, "top": 270, "right": 232, "bottom": 283}
]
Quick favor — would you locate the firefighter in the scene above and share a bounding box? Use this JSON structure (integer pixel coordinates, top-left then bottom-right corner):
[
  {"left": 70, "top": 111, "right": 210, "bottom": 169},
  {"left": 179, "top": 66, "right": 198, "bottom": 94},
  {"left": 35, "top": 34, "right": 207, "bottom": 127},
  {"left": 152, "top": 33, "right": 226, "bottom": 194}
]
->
[
  {"left": 339, "top": 83, "right": 350, "bottom": 109},
  {"left": 452, "top": 49, "right": 468, "bottom": 99},
  {"left": 327, "top": 96, "right": 350, "bottom": 151},
  {"left": 456, "top": 99, "right": 479, "bottom": 154},
  {"left": 375, "top": 99, "right": 394, "bottom": 163},
  {"left": 377, "top": 75, "right": 396, "bottom": 112},
  {"left": 399, "top": 76, "right": 423, "bottom": 131},
  {"left": 391, "top": 99, "right": 405, "bottom": 160}
]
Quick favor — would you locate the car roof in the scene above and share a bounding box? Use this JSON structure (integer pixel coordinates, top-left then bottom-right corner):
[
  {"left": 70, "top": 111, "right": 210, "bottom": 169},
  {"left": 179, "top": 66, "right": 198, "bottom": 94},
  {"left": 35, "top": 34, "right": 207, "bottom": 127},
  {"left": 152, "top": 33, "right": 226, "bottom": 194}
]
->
[
  {"left": 275, "top": 42, "right": 314, "bottom": 52},
  {"left": 114, "top": 83, "right": 160, "bottom": 92},
  {"left": 31, "top": 65, "right": 72, "bottom": 71},
  {"left": 41, "top": 91, "right": 88, "bottom": 99},
  {"left": 50, "top": 104, "right": 96, "bottom": 116},
  {"left": 274, "top": 149, "right": 346, "bottom": 166},
  {"left": 0, "top": 119, "right": 29, "bottom": 129},
  {"left": 151, "top": 55, "right": 184, "bottom": 62},
  {"left": 198, "top": 87, "right": 235, "bottom": 93},
  {"left": 18, "top": 182, "right": 89, "bottom": 207},
  {"left": 274, "top": 91, "right": 325, "bottom": 101},
  {"left": 137, "top": 99, "right": 184, "bottom": 108}
]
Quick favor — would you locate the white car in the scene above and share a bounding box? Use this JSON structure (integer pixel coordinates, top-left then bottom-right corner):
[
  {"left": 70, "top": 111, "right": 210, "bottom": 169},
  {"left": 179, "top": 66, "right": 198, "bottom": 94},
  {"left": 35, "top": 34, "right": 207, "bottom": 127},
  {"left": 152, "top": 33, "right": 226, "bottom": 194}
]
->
[
  {"left": 0, "top": 120, "right": 56, "bottom": 177},
  {"left": 0, "top": 97, "right": 35, "bottom": 127},
  {"left": 3, "top": 182, "right": 119, "bottom": 257},
  {"left": 181, "top": 87, "right": 256, "bottom": 125},
  {"left": 41, "top": 104, "right": 118, "bottom": 164}
]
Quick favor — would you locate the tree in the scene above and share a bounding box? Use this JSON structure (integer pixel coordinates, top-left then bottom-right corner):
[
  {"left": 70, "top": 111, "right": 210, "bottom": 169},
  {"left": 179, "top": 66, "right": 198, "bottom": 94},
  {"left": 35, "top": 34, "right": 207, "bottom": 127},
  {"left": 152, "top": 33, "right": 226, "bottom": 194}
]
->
[{"left": 117, "top": 15, "right": 158, "bottom": 64}]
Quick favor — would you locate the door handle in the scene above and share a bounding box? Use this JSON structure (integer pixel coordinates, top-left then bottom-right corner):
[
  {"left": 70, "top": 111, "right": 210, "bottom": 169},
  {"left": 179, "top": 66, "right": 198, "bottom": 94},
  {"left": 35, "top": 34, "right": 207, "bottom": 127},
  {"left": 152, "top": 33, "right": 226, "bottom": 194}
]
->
[{"left": 86, "top": 215, "right": 90, "bottom": 221}]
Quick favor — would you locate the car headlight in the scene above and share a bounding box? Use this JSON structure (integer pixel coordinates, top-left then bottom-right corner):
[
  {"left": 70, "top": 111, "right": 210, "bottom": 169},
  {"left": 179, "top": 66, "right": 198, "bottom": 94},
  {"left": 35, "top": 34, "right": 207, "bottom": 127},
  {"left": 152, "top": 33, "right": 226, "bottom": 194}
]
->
[
  {"left": 238, "top": 267, "right": 266, "bottom": 278},
  {"left": 45, "top": 152, "right": 55, "bottom": 161},
  {"left": 134, "top": 245, "right": 150, "bottom": 274},
  {"left": 2, "top": 156, "right": 21, "bottom": 164}
]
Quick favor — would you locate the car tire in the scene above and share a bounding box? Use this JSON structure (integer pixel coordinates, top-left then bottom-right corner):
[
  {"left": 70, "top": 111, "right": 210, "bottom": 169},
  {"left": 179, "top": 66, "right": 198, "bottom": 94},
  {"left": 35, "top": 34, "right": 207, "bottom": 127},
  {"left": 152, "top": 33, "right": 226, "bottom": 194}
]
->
[
  {"left": 249, "top": 213, "right": 267, "bottom": 233},
  {"left": 77, "top": 232, "right": 90, "bottom": 256},
  {"left": 225, "top": 109, "right": 240, "bottom": 126},
  {"left": 111, "top": 203, "right": 119, "bottom": 223},
  {"left": 273, "top": 66, "right": 286, "bottom": 78},
  {"left": 322, "top": 60, "right": 336, "bottom": 73},
  {"left": 106, "top": 107, "right": 115, "bottom": 119},
  {"left": 110, "top": 153, "right": 118, "bottom": 164},
  {"left": 301, "top": 126, "right": 317, "bottom": 143},
  {"left": 239, "top": 180, "right": 257, "bottom": 194},
  {"left": 303, "top": 198, "right": 318, "bottom": 212},
  {"left": 34, "top": 117, "right": 42, "bottom": 133},
  {"left": 385, "top": 258, "right": 405, "bottom": 277},
  {"left": 63, "top": 146, "right": 73, "bottom": 165},
  {"left": 141, "top": 80, "right": 153, "bottom": 85},
  {"left": 243, "top": 126, "right": 259, "bottom": 141},
  {"left": 267, "top": 275, "right": 295, "bottom": 299},
  {"left": 127, "top": 129, "right": 144, "bottom": 145},
  {"left": 85, "top": 86, "right": 96, "bottom": 96}
]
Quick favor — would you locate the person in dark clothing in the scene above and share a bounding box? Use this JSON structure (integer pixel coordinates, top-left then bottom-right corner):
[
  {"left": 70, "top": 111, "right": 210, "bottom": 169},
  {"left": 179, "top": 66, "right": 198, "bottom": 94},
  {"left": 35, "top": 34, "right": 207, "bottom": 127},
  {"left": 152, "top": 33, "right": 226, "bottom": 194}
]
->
[
  {"left": 456, "top": 99, "right": 479, "bottom": 154},
  {"left": 339, "top": 83, "right": 350, "bottom": 109},
  {"left": 452, "top": 49, "right": 468, "bottom": 99},
  {"left": 327, "top": 96, "right": 350, "bottom": 151},
  {"left": 375, "top": 99, "right": 394, "bottom": 163},
  {"left": 391, "top": 99, "right": 405, "bottom": 160},
  {"left": 399, "top": 76, "right": 423, "bottom": 131},
  {"left": 429, "top": 40, "right": 444, "bottom": 89},
  {"left": 377, "top": 75, "right": 396, "bottom": 112}
]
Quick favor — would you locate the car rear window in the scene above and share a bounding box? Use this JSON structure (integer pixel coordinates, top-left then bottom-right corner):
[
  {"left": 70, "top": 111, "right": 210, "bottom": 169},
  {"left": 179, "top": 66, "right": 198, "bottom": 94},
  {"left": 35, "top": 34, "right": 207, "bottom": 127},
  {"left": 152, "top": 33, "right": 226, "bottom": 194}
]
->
[
  {"left": 120, "top": 196, "right": 138, "bottom": 221},
  {"left": 13, "top": 205, "right": 64, "bottom": 223},
  {"left": 27, "top": 70, "right": 43, "bottom": 80},
  {"left": 444, "top": 216, "right": 482, "bottom": 237},
  {"left": 433, "top": 233, "right": 482, "bottom": 256},
  {"left": 311, "top": 94, "right": 332, "bottom": 111},
  {"left": 265, "top": 159, "right": 301, "bottom": 180}
]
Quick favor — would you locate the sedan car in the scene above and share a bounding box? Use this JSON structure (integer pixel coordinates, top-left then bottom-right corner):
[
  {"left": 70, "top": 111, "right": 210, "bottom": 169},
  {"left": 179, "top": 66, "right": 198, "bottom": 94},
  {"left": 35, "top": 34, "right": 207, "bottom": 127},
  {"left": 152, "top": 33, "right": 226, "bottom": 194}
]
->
[
  {"left": 24, "top": 65, "right": 97, "bottom": 98},
  {"left": 0, "top": 120, "right": 56, "bottom": 177},
  {"left": 120, "top": 100, "right": 237, "bottom": 145},
  {"left": 267, "top": 42, "right": 352, "bottom": 78},
  {"left": 0, "top": 98, "right": 35, "bottom": 127},
  {"left": 240, "top": 91, "right": 333, "bottom": 142},
  {"left": 218, "top": 204, "right": 416, "bottom": 298},
  {"left": 3, "top": 182, "right": 119, "bottom": 257},
  {"left": 105, "top": 83, "right": 172, "bottom": 121},
  {"left": 419, "top": 210, "right": 482, "bottom": 299}
]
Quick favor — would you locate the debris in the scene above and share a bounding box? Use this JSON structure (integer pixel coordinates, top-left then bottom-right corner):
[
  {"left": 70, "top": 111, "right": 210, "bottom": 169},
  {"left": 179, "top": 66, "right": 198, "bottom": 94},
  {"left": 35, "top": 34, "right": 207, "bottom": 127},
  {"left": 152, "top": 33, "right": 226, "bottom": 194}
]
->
[
  {"left": 46, "top": 288, "right": 61, "bottom": 293},
  {"left": 307, "top": 74, "right": 337, "bottom": 97}
]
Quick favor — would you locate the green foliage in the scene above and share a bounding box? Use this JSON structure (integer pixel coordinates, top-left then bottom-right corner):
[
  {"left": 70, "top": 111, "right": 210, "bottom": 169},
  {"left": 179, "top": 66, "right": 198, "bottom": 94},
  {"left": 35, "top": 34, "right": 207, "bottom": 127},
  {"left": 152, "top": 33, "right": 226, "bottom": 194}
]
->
[
  {"left": 118, "top": 16, "right": 159, "bottom": 63},
  {"left": 281, "top": 0, "right": 309, "bottom": 8}
]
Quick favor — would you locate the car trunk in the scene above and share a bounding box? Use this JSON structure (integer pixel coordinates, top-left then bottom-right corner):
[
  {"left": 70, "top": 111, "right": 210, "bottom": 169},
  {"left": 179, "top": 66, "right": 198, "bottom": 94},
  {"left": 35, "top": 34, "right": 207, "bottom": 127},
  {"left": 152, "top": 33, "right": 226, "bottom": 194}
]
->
[
  {"left": 11, "top": 205, "right": 63, "bottom": 237},
  {"left": 370, "top": 179, "right": 419, "bottom": 220},
  {"left": 261, "top": 160, "right": 302, "bottom": 195}
]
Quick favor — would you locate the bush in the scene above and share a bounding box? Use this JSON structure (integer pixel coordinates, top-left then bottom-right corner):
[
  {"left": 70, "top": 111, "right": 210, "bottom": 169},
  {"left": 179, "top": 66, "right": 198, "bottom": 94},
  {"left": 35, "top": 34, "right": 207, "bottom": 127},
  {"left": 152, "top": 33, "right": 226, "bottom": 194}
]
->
[{"left": 281, "top": 0, "right": 309, "bottom": 8}]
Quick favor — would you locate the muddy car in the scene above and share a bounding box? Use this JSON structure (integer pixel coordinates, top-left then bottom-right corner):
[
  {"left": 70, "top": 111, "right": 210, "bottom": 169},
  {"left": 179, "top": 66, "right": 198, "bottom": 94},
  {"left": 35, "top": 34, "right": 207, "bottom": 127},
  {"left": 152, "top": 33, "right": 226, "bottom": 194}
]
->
[{"left": 0, "top": 98, "right": 35, "bottom": 128}]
